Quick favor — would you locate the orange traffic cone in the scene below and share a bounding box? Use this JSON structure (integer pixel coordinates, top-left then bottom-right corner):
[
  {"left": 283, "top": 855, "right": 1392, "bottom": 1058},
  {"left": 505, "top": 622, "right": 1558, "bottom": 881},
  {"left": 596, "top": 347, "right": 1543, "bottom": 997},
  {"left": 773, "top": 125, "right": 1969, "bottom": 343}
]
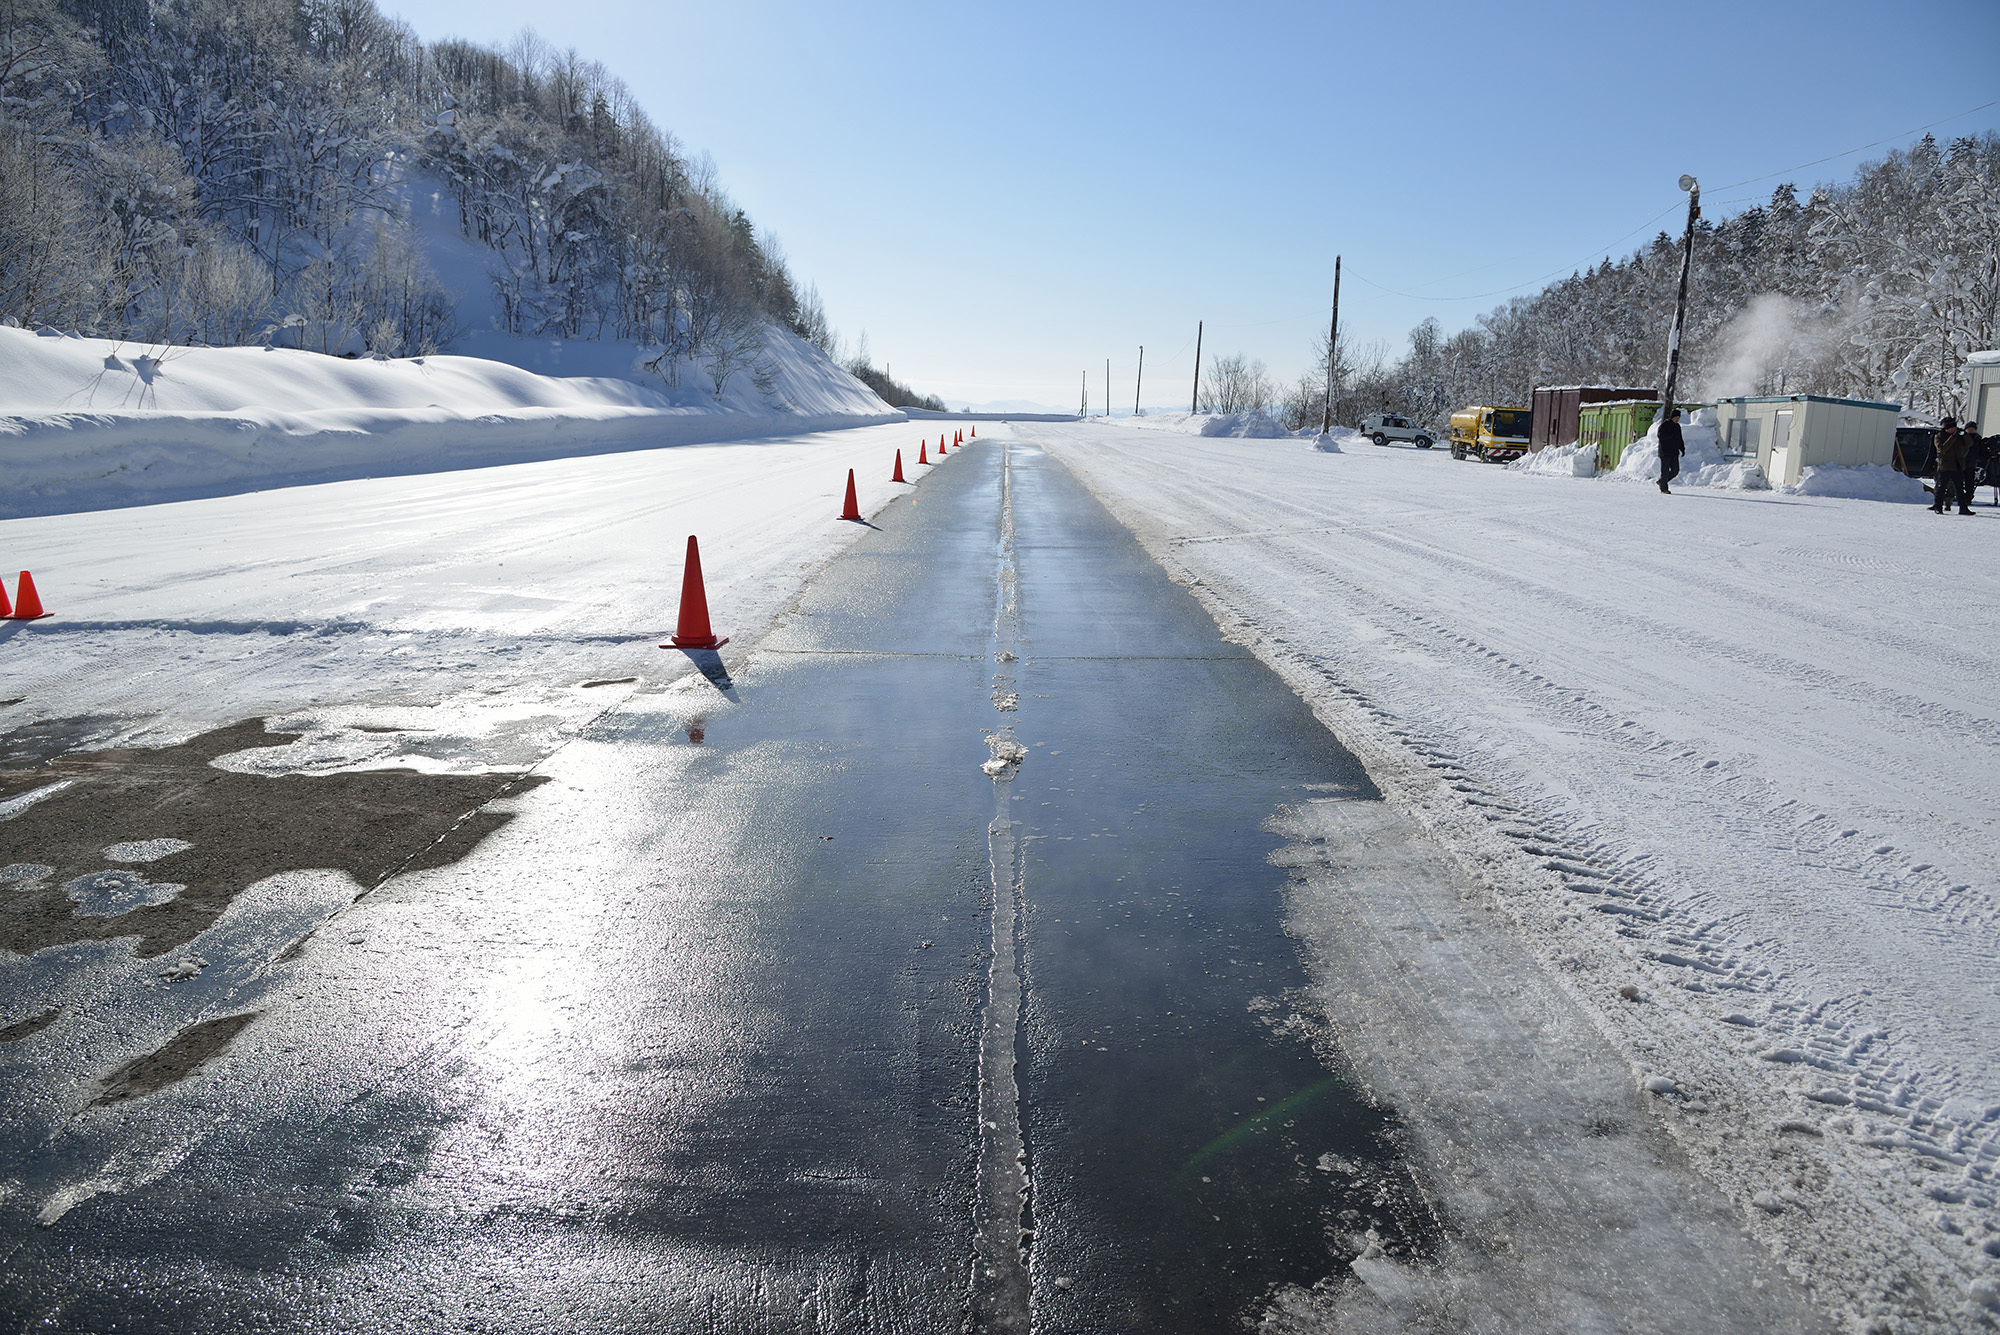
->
[
  {"left": 662, "top": 537, "right": 726, "bottom": 650},
  {"left": 9, "top": 571, "right": 49, "bottom": 620},
  {"left": 840, "top": 469, "right": 861, "bottom": 521},
  {"left": 970, "top": 425, "right": 976, "bottom": 437},
  {"left": 955, "top": 429, "right": 962, "bottom": 445},
  {"left": 938, "top": 433, "right": 947, "bottom": 454},
  {"left": 918, "top": 441, "right": 929, "bottom": 465},
  {"left": 892, "top": 450, "right": 906, "bottom": 483},
  {"left": 0, "top": 576, "right": 10, "bottom": 617}
]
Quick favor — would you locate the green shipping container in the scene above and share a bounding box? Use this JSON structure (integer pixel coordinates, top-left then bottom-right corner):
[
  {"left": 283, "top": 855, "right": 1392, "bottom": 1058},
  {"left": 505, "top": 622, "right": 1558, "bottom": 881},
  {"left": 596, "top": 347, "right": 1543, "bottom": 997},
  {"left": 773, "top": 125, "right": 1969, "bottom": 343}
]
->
[{"left": 1577, "top": 400, "right": 1703, "bottom": 471}]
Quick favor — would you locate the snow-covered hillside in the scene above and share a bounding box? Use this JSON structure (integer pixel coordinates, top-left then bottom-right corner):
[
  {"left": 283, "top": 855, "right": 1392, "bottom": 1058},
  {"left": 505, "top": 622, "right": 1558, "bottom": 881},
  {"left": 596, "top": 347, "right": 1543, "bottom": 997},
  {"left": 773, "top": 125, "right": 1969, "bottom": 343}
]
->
[{"left": 0, "top": 325, "right": 899, "bottom": 519}]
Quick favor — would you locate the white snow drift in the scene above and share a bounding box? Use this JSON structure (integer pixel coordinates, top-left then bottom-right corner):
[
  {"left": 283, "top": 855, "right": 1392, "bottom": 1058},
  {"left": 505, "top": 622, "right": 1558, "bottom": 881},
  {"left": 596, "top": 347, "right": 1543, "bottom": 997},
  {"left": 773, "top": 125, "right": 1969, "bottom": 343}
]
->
[{"left": 0, "top": 324, "right": 899, "bottom": 518}]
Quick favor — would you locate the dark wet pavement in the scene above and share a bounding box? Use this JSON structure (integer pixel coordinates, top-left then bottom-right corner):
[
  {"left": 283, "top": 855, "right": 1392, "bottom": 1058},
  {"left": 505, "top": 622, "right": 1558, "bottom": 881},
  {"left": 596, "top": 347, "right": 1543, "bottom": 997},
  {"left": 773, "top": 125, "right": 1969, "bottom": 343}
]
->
[{"left": 0, "top": 437, "right": 1428, "bottom": 1331}]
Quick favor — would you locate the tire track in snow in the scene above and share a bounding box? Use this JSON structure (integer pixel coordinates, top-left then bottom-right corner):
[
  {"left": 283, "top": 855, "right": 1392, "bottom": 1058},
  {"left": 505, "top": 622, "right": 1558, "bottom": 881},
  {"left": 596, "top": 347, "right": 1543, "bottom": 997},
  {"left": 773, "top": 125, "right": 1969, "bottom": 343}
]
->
[{"left": 1038, "top": 425, "right": 2000, "bottom": 1330}]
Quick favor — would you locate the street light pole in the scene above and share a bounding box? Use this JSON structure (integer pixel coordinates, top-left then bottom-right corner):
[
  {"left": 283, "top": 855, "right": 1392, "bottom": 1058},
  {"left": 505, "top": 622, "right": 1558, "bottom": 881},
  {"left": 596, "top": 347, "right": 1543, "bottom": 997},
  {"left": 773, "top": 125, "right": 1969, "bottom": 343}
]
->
[{"left": 1660, "top": 175, "right": 1700, "bottom": 415}]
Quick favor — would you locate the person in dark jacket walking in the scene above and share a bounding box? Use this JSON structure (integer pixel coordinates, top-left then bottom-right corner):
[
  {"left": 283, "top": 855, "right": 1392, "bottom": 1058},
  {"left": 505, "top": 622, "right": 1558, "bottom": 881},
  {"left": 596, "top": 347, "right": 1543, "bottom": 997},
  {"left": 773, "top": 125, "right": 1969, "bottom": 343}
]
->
[
  {"left": 1933, "top": 417, "right": 1972, "bottom": 514},
  {"left": 1657, "top": 408, "right": 1685, "bottom": 494}
]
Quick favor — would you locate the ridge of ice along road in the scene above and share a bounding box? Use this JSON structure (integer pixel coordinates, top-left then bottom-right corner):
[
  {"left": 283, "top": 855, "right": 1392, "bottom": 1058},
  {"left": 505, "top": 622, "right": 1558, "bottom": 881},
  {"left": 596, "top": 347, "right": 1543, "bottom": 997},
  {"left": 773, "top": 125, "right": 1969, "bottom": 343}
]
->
[
  {"left": 0, "top": 421, "right": 953, "bottom": 764},
  {"left": 1034, "top": 418, "right": 2000, "bottom": 1333}
]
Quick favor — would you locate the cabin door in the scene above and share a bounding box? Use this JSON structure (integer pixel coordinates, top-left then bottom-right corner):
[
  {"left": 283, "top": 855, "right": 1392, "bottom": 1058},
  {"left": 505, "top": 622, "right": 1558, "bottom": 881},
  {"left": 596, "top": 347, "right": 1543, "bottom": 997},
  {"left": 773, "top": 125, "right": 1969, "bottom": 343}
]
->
[{"left": 1768, "top": 410, "right": 1796, "bottom": 485}]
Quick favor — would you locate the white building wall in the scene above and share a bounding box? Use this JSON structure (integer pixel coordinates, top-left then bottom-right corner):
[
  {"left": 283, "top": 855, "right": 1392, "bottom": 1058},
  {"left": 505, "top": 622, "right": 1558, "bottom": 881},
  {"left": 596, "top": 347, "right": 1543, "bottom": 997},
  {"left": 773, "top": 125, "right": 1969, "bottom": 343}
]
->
[
  {"left": 1969, "top": 358, "right": 2000, "bottom": 436},
  {"left": 1714, "top": 396, "right": 1895, "bottom": 481}
]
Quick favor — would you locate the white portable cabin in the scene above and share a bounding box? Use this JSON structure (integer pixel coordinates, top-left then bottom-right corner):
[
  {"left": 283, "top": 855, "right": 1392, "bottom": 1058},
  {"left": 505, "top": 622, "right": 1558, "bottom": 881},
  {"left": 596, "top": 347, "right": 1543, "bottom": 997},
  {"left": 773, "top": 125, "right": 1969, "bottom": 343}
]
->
[
  {"left": 1710, "top": 394, "right": 1899, "bottom": 487},
  {"left": 1968, "top": 351, "right": 2000, "bottom": 435}
]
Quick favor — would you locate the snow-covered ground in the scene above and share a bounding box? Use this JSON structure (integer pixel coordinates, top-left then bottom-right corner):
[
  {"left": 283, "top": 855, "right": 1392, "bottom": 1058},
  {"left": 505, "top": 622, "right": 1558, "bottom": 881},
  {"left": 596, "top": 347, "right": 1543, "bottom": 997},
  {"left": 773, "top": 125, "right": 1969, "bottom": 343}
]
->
[
  {"left": 1027, "top": 420, "right": 2000, "bottom": 1330},
  {"left": 5, "top": 390, "right": 1995, "bottom": 1325},
  {"left": 0, "top": 325, "right": 898, "bottom": 518},
  {"left": 0, "top": 419, "right": 952, "bottom": 766}
]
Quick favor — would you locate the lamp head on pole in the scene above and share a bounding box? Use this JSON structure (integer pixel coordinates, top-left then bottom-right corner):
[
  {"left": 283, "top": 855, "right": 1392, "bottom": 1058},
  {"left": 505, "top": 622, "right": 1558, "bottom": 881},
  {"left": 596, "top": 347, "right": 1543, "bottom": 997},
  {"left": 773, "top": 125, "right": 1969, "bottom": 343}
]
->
[{"left": 1678, "top": 173, "right": 1696, "bottom": 192}]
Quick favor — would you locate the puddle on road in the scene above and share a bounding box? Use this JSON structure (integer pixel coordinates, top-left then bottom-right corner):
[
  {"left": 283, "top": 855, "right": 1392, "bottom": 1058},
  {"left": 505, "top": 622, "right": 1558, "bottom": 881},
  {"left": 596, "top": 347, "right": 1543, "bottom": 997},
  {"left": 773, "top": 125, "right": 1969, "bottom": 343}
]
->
[{"left": 0, "top": 717, "right": 547, "bottom": 959}]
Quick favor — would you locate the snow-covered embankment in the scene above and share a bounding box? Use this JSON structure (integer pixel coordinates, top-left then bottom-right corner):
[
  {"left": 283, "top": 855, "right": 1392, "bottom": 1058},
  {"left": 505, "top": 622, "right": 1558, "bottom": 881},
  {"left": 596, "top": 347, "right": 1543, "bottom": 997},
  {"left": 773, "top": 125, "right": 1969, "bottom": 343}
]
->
[{"left": 0, "top": 325, "right": 901, "bottom": 518}]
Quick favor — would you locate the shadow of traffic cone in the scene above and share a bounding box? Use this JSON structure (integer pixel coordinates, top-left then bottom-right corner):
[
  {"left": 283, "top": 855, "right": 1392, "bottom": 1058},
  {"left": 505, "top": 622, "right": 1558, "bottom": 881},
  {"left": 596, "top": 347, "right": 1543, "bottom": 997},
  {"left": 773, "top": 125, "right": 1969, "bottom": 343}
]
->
[
  {"left": 661, "top": 537, "right": 727, "bottom": 650},
  {"left": 840, "top": 469, "right": 862, "bottom": 521},
  {"left": 9, "top": 571, "right": 49, "bottom": 620},
  {"left": 918, "top": 441, "right": 929, "bottom": 465},
  {"left": 892, "top": 450, "right": 906, "bottom": 483}
]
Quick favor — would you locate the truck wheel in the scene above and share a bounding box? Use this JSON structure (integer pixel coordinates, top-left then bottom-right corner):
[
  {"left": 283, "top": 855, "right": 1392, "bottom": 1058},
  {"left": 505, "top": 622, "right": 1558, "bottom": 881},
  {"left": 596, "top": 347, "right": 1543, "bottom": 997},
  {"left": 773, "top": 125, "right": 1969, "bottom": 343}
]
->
[
  {"left": 1415, "top": 436, "right": 1432, "bottom": 449},
  {"left": 1372, "top": 432, "right": 1388, "bottom": 447},
  {"left": 1450, "top": 443, "right": 1464, "bottom": 460}
]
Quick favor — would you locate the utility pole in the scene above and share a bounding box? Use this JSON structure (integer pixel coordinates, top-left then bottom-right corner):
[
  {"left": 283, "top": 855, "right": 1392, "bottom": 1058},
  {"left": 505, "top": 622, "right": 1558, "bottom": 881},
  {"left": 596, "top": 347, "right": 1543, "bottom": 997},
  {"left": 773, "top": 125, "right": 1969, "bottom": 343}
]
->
[
  {"left": 1105, "top": 359, "right": 1111, "bottom": 417},
  {"left": 1321, "top": 256, "right": 1342, "bottom": 435},
  {"left": 1080, "top": 371, "right": 1087, "bottom": 420},
  {"left": 1660, "top": 175, "right": 1700, "bottom": 414},
  {"left": 1191, "top": 320, "right": 1203, "bottom": 414},
  {"left": 1134, "top": 346, "right": 1144, "bottom": 416}
]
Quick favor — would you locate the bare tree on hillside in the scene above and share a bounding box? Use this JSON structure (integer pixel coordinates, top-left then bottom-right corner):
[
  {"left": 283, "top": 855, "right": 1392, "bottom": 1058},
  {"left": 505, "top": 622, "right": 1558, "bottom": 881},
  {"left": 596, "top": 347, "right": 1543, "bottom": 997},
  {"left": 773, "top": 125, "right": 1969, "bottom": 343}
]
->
[{"left": 1201, "top": 352, "right": 1270, "bottom": 414}]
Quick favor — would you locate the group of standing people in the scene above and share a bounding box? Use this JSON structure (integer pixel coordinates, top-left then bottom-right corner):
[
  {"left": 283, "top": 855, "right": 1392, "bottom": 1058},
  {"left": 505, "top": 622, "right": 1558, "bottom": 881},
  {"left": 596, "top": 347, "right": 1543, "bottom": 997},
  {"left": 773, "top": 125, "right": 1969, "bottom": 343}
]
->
[{"left": 1932, "top": 416, "right": 1985, "bottom": 515}]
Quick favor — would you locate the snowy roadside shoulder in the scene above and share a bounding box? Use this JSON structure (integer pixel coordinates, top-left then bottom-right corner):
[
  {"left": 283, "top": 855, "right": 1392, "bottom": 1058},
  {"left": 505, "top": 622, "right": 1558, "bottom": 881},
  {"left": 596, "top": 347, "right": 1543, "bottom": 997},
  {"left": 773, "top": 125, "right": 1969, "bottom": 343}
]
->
[
  {"left": 0, "top": 418, "right": 950, "bottom": 773},
  {"left": 0, "top": 404, "right": 903, "bottom": 520},
  {"left": 0, "top": 326, "right": 903, "bottom": 519},
  {"left": 1033, "top": 422, "right": 2000, "bottom": 1333}
]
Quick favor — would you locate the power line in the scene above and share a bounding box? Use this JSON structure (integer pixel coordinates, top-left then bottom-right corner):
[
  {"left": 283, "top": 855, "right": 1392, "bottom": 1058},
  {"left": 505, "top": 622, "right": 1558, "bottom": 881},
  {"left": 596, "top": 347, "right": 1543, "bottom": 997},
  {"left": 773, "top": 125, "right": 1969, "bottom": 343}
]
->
[
  {"left": 1709, "top": 96, "right": 2000, "bottom": 193},
  {"left": 1346, "top": 95, "right": 2000, "bottom": 308}
]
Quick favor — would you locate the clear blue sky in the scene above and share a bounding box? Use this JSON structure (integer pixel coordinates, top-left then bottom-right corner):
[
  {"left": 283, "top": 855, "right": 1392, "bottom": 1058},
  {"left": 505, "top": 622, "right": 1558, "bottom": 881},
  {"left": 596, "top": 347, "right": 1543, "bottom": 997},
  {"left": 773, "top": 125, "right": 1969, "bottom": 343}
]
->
[{"left": 383, "top": 0, "right": 2000, "bottom": 410}]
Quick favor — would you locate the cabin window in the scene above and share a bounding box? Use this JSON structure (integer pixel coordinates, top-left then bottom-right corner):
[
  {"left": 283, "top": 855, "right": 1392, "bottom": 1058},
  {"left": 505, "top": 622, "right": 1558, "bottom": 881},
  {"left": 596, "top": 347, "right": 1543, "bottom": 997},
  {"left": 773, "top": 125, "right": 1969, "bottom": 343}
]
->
[{"left": 1725, "top": 418, "right": 1760, "bottom": 455}]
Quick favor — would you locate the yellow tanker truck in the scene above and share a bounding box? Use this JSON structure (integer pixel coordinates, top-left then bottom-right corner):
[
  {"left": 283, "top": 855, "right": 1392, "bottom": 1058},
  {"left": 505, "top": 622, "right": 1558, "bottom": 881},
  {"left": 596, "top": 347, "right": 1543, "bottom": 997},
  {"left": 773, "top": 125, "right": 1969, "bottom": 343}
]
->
[{"left": 1449, "top": 406, "right": 1533, "bottom": 462}]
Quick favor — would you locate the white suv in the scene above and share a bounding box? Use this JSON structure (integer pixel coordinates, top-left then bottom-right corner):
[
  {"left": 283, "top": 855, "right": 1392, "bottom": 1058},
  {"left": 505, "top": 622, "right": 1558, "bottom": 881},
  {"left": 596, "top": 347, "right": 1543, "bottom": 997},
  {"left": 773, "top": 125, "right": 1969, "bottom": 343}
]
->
[{"left": 1360, "top": 413, "right": 1434, "bottom": 449}]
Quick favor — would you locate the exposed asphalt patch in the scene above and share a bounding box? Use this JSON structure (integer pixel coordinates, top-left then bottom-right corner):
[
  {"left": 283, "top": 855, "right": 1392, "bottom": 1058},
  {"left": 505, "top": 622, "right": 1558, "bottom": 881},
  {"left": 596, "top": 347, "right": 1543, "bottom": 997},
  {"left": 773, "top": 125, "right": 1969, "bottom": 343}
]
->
[
  {"left": 90, "top": 1013, "right": 257, "bottom": 1106},
  {"left": 0, "top": 717, "right": 547, "bottom": 959}
]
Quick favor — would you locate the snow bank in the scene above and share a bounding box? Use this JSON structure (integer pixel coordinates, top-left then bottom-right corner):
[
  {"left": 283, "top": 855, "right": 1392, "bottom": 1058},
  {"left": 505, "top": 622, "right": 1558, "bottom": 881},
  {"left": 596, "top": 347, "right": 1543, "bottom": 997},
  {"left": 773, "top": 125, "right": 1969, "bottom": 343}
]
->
[
  {"left": 1312, "top": 429, "right": 1352, "bottom": 454},
  {"left": 1600, "top": 410, "right": 1922, "bottom": 501},
  {"left": 1199, "top": 409, "right": 1289, "bottom": 438},
  {"left": 1508, "top": 442, "right": 1596, "bottom": 477},
  {"left": 1784, "top": 463, "right": 1929, "bottom": 502},
  {"left": 1605, "top": 410, "right": 1773, "bottom": 491},
  {"left": 1120, "top": 410, "right": 1296, "bottom": 439},
  {"left": 1, "top": 327, "right": 665, "bottom": 416},
  {"left": 904, "top": 406, "right": 1075, "bottom": 421},
  {"left": 0, "top": 326, "right": 901, "bottom": 518}
]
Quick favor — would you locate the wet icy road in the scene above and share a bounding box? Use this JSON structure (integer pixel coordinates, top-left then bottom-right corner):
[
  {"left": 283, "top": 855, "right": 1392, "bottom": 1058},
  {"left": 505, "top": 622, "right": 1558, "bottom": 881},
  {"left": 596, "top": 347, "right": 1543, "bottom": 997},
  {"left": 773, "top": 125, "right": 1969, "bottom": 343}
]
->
[{"left": 0, "top": 439, "right": 1426, "bottom": 1331}]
